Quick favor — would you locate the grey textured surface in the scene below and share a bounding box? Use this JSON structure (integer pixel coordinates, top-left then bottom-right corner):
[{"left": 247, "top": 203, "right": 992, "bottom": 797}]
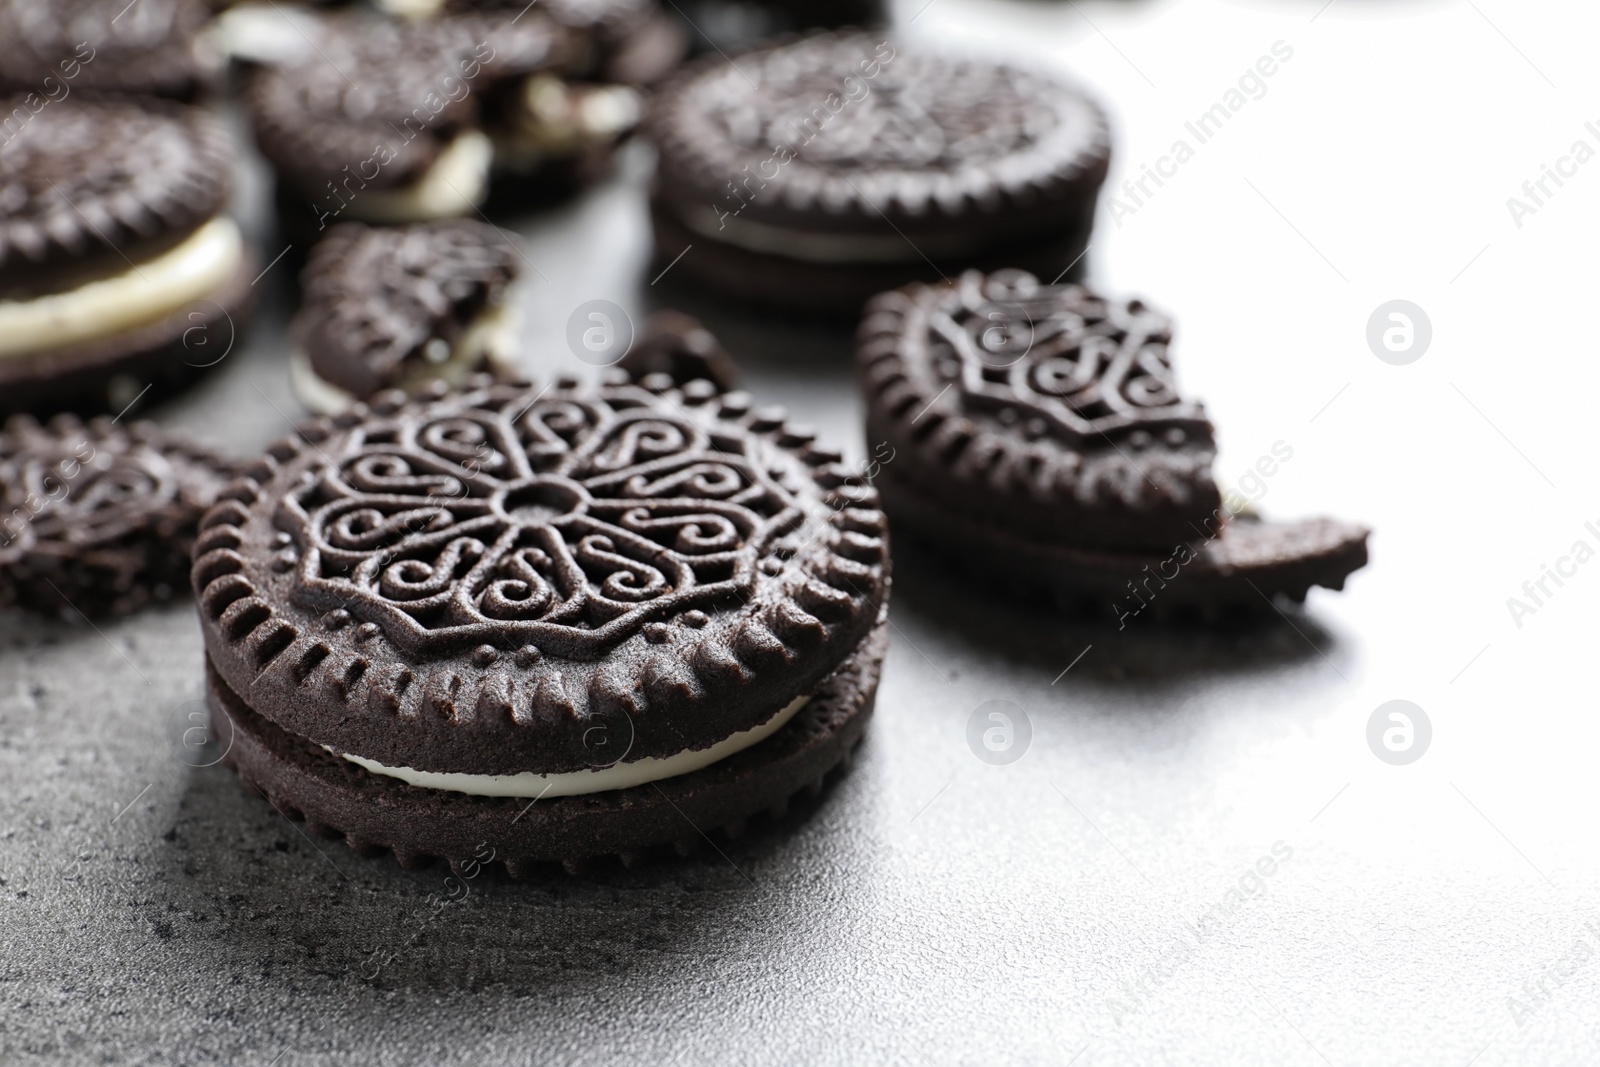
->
[{"left": 6, "top": 1, "right": 1600, "bottom": 1064}]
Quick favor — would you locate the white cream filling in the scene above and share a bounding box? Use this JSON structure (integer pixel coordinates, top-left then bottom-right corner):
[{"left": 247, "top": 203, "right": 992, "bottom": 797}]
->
[
  {"left": 522, "top": 75, "right": 642, "bottom": 149},
  {"left": 0, "top": 216, "right": 243, "bottom": 359},
  {"left": 375, "top": 0, "right": 445, "bottom": 17},
  {"left": 333, "top": 694, "right": 811, "bottom": 798},
  {"left": 205, "top": 2, "right": 325, "bottom": 66},
  {"left": 348, "top": 131, "right": 492, "bottom": 224},
  {"left": 291, "top": 301, "right": 520, "bottom": 415},
  {"left": 495, "top": 76, "right": 643, "bottom": 174},
  {"left": 676, "top": 203, "right": 1001, "bottom": 265},
  {"left": 408, "top": 300, "right": 519, "bottom": 387},
  {"left": 574, "top": 86, "right": 644, "bottom": 142}
]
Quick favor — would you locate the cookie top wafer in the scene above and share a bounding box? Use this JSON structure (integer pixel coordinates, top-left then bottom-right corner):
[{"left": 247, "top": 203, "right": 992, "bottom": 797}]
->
[
  {"left": 0, "top": 95, "right": 234, "bottom": 298},
  {"left": 192, "top": 375, "right": 889, "bottom": 779},
  {"left": 0, "top": 415, "right": 241, "bottom": 617},
  {"left": 292, "top": 220, "right": 523, "bottom": 400},
  {"left": 247, "top": 15, "right": 572, "bottom": 196},
  {"left": 859, "top": 270, "right": 1222, "bottom": 552},
  {"left": 649, "top": 32, "right": 1110, "bottom": 242},
  {"left": 0, "top": 0, "right": 217, "bottom": 101}
]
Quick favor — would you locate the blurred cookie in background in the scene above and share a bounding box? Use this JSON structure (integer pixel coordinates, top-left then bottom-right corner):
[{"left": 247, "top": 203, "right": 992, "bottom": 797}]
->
[
  {"left": 646, "top": 32, "right": 1111, "bottom": 319},
  {"left": 0, "top": 0, "right": 222, "bottom": 102},
  {"left": 289, "top": 220, "right": 524, "bottom": 414},
  {"left": 484, "top": 71, "right": 646, "bottom": 206},
  {"left": 619, "top": 309, "right": 740, "bottom": 392},
  {"left": 373, "top": 1, "right": 681, "bottom": 202},
  {"left": 0, "top": 96, "right": 255, "bottom": 418},
  {"left": 375, "top": 0, "right": 689, "bottom": 87},
  {"left": 247, "top": 13, "right": 645, "bottom": 248},
  {"left": 0, "top": 415, "right": 241, "bottom": 618},
  {"left": 248, "top": 15, "right": 572, "bottom": 244}
]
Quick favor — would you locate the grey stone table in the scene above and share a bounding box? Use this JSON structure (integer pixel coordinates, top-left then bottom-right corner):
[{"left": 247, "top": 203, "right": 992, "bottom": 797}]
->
[{"left": 6, "top": 1, "right": 1600, "bottom": 1063}]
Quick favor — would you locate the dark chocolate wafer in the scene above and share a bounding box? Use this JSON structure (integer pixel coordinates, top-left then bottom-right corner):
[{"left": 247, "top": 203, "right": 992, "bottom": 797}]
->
[{"left": 0, "top": 95, "right": 233, "bottom": 297}]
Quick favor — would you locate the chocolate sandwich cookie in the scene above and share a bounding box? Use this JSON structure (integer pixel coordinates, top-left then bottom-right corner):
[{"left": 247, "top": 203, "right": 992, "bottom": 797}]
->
[
  {"left": 193, "top": 374, "right": 891, "bottom": 872},
  {"left": 858, "top": 270, "right": 1368, "bottom": 619},
  {"left": 647, "top": 33, "right": 1111, "bottom": 317},
  {"left": 0, "top": 0, "right": 220, "bottom": 102},
  {"left": 0, "top": 415, "right": 240, "bottom": 618},
  {"left": 248, "top": 14, "right": 643, "bottom": 244},
  {"left": 289, "top": 220, "right": 523, "bottom": 414},
  {"left": 0, "top": 96, "right": 255, "bottom": 418}
]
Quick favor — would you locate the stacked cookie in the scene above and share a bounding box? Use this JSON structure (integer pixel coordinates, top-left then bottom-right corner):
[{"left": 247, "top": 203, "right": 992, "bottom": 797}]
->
[
  {"left": 647, "top": 33, "right": 1111, "bottom": 315},
  {"left": 0, "top": 96, "right": 254, "bottom": 418},
  {"left": 191, "top": 375, "right": 891, "bottom": 871}
]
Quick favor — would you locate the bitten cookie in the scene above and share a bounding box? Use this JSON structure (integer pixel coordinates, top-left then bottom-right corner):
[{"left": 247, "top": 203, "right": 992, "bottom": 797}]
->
[
  {"left": 0, "top": 95, "right": 255, "bottom": 418},
  {"left": 193, "top": 374, "right": 891, "bottom": 873},
  {"left": 0, "top": 415, "right": 240, "bottom": 618},
  {"left": 858, "top": 270, "right": 1369, "bottom": 620},
  {"left": 0, "top": 0, "right": 220, "bottom": 102},
  {"left": 289, "top": 220, "right": 524, "bottom": 414},
  {"left": 646, "top": 32, "right": 1111, "bottom": 317}
]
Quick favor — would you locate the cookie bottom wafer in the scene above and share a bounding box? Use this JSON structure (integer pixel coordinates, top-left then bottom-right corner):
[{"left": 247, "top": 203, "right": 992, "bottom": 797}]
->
[
  {"left": 0, "top": 251, "right": 257, "bottom": 420},
  {"left": 877, "top": 467, "right": 1368, "bottom": 620},
  {"left": 209, "top": 621, "right": 888, "bottom": 876},
  {"left": 649, "top": 207, "right": 1093, "bottom": 319}
]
